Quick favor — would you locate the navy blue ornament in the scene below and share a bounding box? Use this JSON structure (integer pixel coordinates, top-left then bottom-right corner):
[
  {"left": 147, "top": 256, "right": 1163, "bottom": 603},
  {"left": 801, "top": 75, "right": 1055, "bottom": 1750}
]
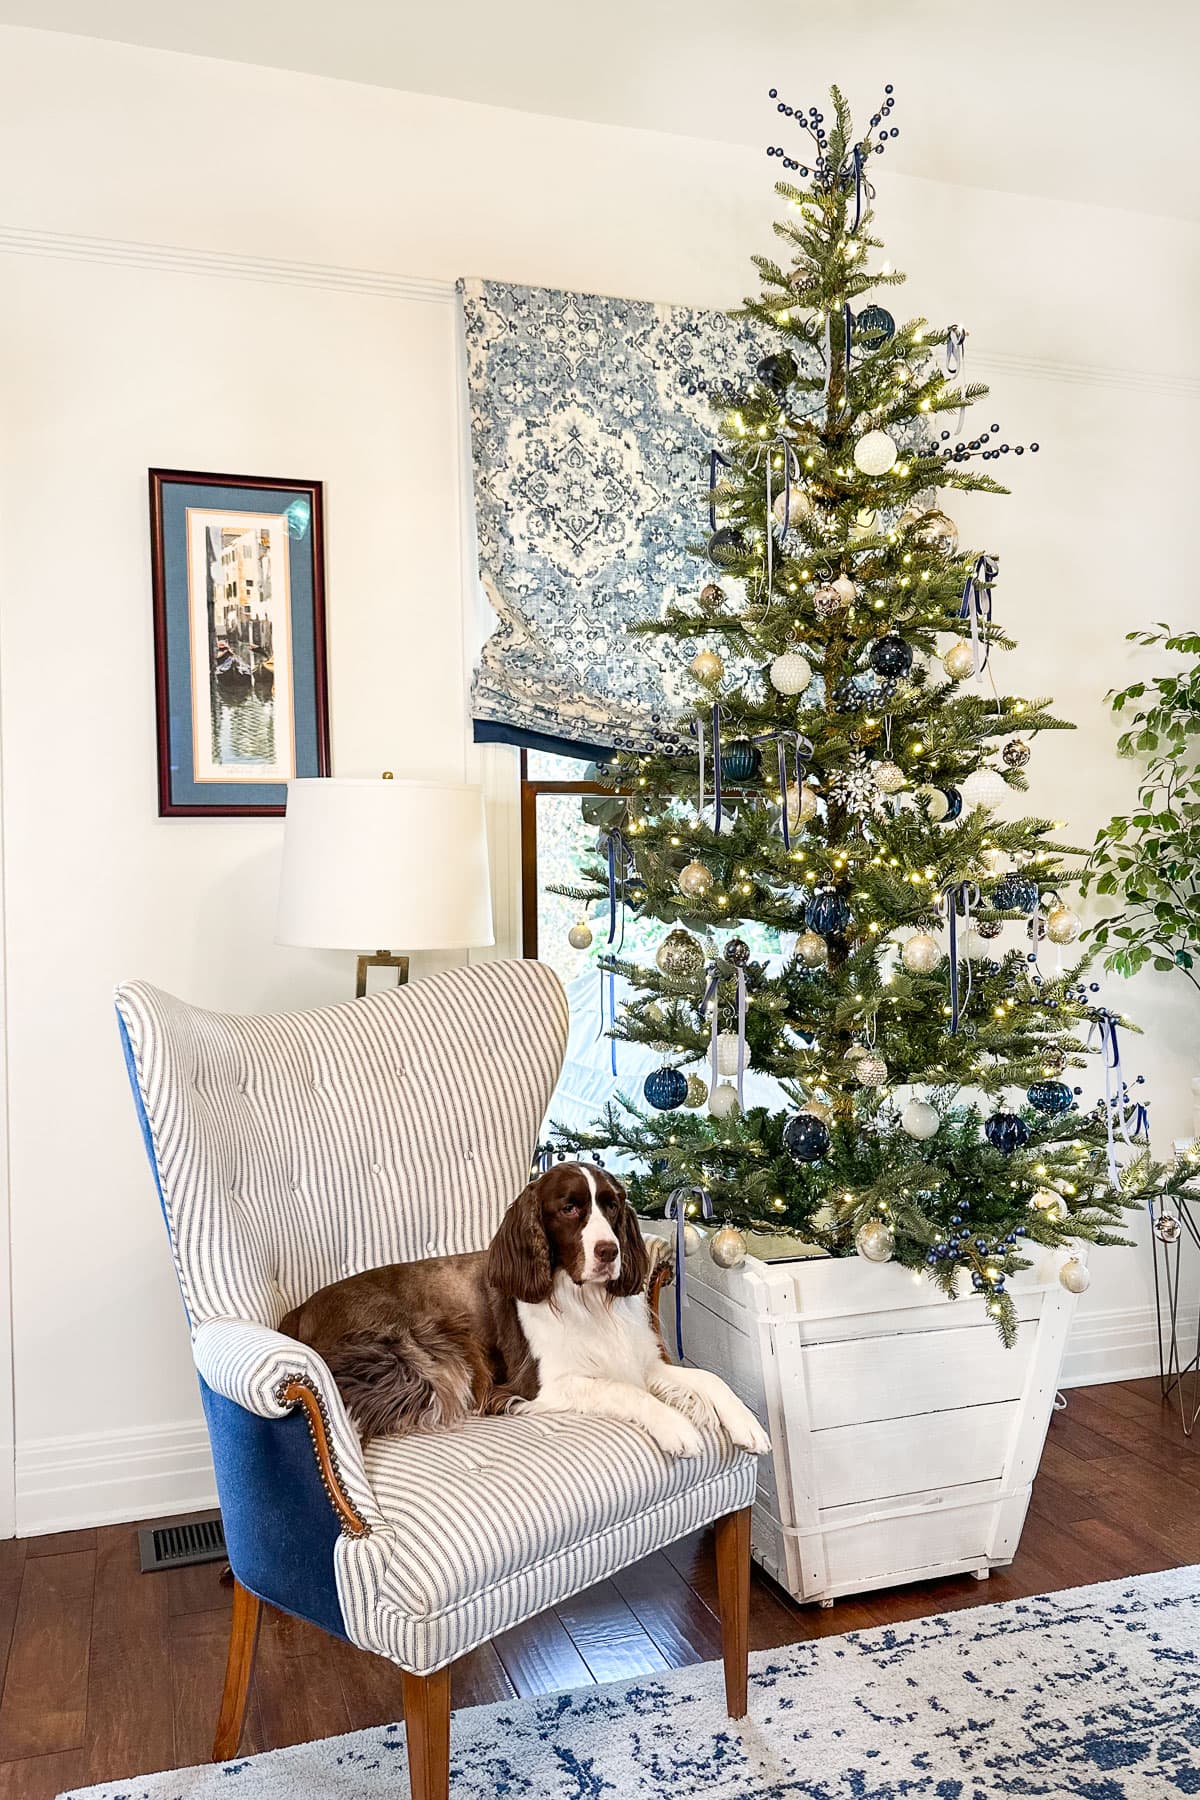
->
[
  {"left": 805, "top": 888, "right": 851, "bottom": 936},
  {"left": 993, "top": 873, "right": 1038, "bottom": 913},
  {"left": 1027, "top": 1080, "right": 1073, "bottom": 1116},
  {"left": 723, "top": 936, "right": 752, "bottom": 967},
  {"left": 707, "top": 527, "right": 745, "bottom": 566},
  {"left": 756, "top": 351, "right": 797, "bottom": 395},
  {"left": 783, "top": 1111, "right": 831, "bottom": 1164},
  {"left": 855, "top": 304, "right": 895, "bottom": 349},
  {"left": 939, "top": 785, "right": 963, "bottom": 822},
  {"left": 984, "top": 1111, "right": 1031, "bottom": 1154},
  {"left": 869, "top": 634, "right": 914, "bottom": 679},
  {"left": 720, "top": 740, "right": 762, "bottom": 784},
  {"left": 643, "top": 1067, "right": 688, "bottom": 1112}
]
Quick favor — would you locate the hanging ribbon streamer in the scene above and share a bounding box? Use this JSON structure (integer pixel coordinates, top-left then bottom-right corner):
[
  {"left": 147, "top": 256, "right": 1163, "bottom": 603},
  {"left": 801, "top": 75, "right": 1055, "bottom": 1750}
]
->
[
  {"left": 596, "top": 963, "right": 618, "bottom": 1077},
  {"left": 598, "top": 827, "right": 634, "bottom": 1078},
  {"left": 759, "top": 437, "right": 802, "bottom": 609},
  {"left": 753, "top": 729, "right": 815, "bottom": 851},
  {"left": 709, "top": 449, "right": 732, "bottom": 534},
  {"left": 735, "top": 964, "right": 747, "bottom": 1110},
  {"left": 1088, "top": 1008, "right": 1126, "bottom": 1192},
  {"left": 958, "top": 554, "right": 998, "bottom": 681},
  {"left": 700, "top": 957, "right": 748, "bottom": 1109},
  {"left": 664, "top": 1186, "right": 714, "bottom": 1355},
  {"left": 711, "top": 700, "right": 724, "bottom": 832},
  {"left": 946, "top": 325, "right": 967, "bottom": 434},
  {"left": 941, "top": 880, "right": 980, "bottom": 1036},
  {"left": 701, "top": 963, "right": 721, "bottom": 1093}
]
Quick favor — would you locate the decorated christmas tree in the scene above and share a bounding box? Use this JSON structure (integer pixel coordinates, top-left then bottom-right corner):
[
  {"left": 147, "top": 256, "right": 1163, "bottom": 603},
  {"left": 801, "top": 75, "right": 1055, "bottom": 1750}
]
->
[{"left": 553, "top": 85, "right": 1191, "bottom": 1341}]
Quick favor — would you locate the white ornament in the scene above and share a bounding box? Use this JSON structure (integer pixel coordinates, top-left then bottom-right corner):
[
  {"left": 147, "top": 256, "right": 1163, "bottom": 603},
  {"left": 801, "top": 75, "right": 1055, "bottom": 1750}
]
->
[
  {"left": 567, "top": 921, "right": 593, "bottom": 950},
  {"left": 965, "top": 928, "right": 997, "bottom": 960},
  {"left": 856, "top": 1218, "right": 896, "bottom": 1262},
  {"left": 961, "top": 769, "right": 1009, "bottom": 812},
  {"left": 678, "top": 860, "right": 714, "bottom": 898},
  {"left": 832, "top": 574, "right": 858, "bottom": 606},
  {"left": 855, "top": 1052, "right": 889, "bottom": 1089},
  {"left": 901, "top": 932, "right": 943, "bottom": 974},
  {"left": 787, "top": 783, "right": 820, "bottom": 828},
  {"left": 853, "top": 430, "right": 899, "bottom": 476},
  {"left": 918, "top": 784, "right": 950, "bottom": 823},
  {"left": 708, "top": 1081, "right": 740, "bottom": 1119},
  {"left": 770, "top": 651, "right": 813, "bottom": 695},
  {"left": 872, "top": 761, "right": 906, "bottom": 795},
  {"left": 772, "top": 487, "right": 812, "bottom": 527},
  {"left": 1047, "top": 905, "right": 1081, "bottom": 945},
  {"left": 942, "top": 640, "right": 976, "bottom": 681},
  {"left": 1030, "top": 1188, "right": 1064, "bottom": 1219},
  {"left": 716, "top": 1032, "right": 746, "bottom": 1077},
  {"left": 709, "top": 1225, "right": 748, "bottom": 1269},
  {"left": 682, "top": 1222, "right": 704, "bottom": 1256},
  {"left": 796, "top": 929, "right": 829, "bottom": 969},
  {"left": 1059, "top": 1256, "right": 1091, "bottom": 1295},
  {"left": 690, "top": 649, "right": 724, "bottom": 682},
  {"left": 901, "top": 1099, "right": 940, "bottom": 1140}
]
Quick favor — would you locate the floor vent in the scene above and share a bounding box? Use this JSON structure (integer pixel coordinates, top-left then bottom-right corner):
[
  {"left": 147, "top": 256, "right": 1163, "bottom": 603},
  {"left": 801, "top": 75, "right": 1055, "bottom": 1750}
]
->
[{"left": 138, "top": 1512, "right": 227, "bottom": 1573}]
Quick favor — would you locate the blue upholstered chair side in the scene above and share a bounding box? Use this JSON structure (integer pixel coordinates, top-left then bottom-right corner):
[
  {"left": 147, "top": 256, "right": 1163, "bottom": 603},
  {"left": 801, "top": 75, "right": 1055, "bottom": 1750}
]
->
[{"left": 117, "top": 1012, "right": 349, "bottom": 1640}]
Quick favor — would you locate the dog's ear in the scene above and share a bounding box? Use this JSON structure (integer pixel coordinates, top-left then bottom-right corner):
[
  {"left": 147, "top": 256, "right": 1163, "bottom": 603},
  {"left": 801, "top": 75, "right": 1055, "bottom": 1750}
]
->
[
  {"left": 487, "top": 1179, "right": 554, "bottom": 1304},
  {"left": 609, "top": 1181, "right": 650, "bottom": 1298}
]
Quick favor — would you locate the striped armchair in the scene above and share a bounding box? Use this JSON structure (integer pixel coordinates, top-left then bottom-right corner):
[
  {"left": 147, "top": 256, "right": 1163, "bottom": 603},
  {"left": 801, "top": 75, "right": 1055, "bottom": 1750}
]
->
[{"left": 116, "top": 961, "right": 756, "bottom": 1800}]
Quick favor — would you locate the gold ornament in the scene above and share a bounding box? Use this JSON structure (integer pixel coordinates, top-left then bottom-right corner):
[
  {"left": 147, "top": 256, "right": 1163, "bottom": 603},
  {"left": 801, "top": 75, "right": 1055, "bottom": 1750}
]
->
[
  {"left": 943, "top": 640, "right": 976, "bottom": 681},
  {"left": 709, "top": 1225, "right": 748, "bottom": 1269},
  {"left": 787, "top": 783, "right": 820, "bottom": 828},
  {"left": 901, "top": 932, "right": 943, "bottom": 974},
  {"left": 682, "top": 1221, "right": 704, "bottom": 1256},
  {"left": 855, "top": 1218, "right": 896, "bottom": 1262},
  {"left": 832, "top": 575, "right": 858, "bottom": 606},
  {"left": 854, "top": 1052, "right": 889, "bottom": 1088},
  {"left": 567, "top": 921, "right": 593, "bottom": 950},
  {"left": 678, "top": 860, "right": 714, "bottom": 899},
  {"left": 656, "top": 928, "right": 705, "bottom": 979},
  {"left": 1030, "top": 1188, "right": 1064, "bottom": 1219},
  {"left": 1046, "top": 905, "right": 1081, "bottom": 945},
  {"left": 684, "top": 1073, "right": 709, "bottom": 1108},
  {"left": 915, "top": 509, "right": 958, "bottom": 552},
  {"left": 796, "top": 929, "right": 829, "bottom": 969},
  {"left": 872, "top": 761, "right": 906, "bottom": 794},
  {"left": 772, "top": 487, "right": 813, "bottom": 527},
  {"left": 690, "top": 649, "right": 724, "bottom": 682}
]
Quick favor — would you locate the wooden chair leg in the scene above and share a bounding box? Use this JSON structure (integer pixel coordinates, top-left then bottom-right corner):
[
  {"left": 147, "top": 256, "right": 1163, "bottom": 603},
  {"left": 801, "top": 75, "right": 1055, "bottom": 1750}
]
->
[
  {"left": 714, "top": 1507, "right": 751, "bottom": 1720},
  {"left": 401, "top": 1666, "right": 452, "bottom": 1800},
  {"left": 212, "top": 1579, "right": 262, "bottom": 1762}
]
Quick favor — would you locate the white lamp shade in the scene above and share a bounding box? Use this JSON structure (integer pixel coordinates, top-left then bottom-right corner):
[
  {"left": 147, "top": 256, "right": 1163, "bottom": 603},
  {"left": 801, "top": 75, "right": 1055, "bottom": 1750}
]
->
[{"left": 276, "top": 778, "right": 494, "bottom": 952}]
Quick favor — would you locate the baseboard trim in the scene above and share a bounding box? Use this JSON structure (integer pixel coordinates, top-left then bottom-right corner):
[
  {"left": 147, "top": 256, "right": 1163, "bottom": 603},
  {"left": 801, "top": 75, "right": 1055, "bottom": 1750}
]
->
[
  {"left": 1060, "top": 1303, "right": 1192, "bottom": 1390},
  {"left": 16, "top": 1419, "right": 216, "bottom": 1537}
]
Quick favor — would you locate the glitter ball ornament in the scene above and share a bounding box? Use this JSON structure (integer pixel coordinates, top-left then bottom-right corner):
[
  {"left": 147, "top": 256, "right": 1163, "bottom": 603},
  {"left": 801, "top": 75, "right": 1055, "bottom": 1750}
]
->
[
  {"left": 1155, "top": 1213, "right": 1182, "bottom": 1244},
  {"left": 656, "top": 928, "right": 705, "bottom": 979},
  {"left": 708, "top": 1082, "right": 740, "bottom": 1120},
  {"left": 870, "top": 635, "right": 914, "bottom": 679},
  {"left": 806, "top": 888, "right": 851, "bottom": 936},
  {"left": 985, "top": 1111, "right": 1030, "bottom": 1154},
  {"left": 690, "top": 649, "right": 724, "bottom": 682},
  {"left": 567, "top": 921, "right": 594, "bottom": 950},
  {"left": 709, "top": 1225, "right": 747, "bottom": 1269},
  {"left": 853, "top": 429, "right": 899, "bottom": 476},
  {"left": 962, "top": 768, "right": 1009, "bottom": 811},
  {"left": 787, "top": 783, "right": 820, "bottom": 828},
  {"left": 856, "top": 1218, "right": 896, "bottom": 1262},
  {"left": 832, "top": 575, "right": 858, "bottom": 606},
  {"left": 796, "top": 929, "right": 829, "bottom": 969},
  {"left": 700, "top": 582, "right": 724, "bottom": 606},
  {"left": 644, "top": 1067, "right": 688, "bottom": 1111},
  {"left": 1002, "top": 738, "right": 1031, "bottom": 769},
  {"left": 1059, "top": 1257, "right": 1091, "bottom": 1295},
  {"left": 901, "top": 1098, "right": 940, "bottom": 1140},
  {"left": 1047, "top": 905, "right": 1081, "bottom": 945},
  {"left": 902, "top": 932, "right": 943, "bottom": 974},
  {"left": 855, "top": 1052, "right": 889, "bottom": 1088},
  {"left": 720, "top": 740, "right": 761, "bottom": 784},
  {"left": 1027, "top": 1080, "right": 1073, "bottom": 1115},
  {"left": 943, "top": 639, "right": 976, "bottom": 681},
  {"left": 723, "top": 936, "right": 751, "bottom": 967},
  {"left": 770, "top": 650, "right": 813, "bottom": 694},
  {"left": 772, "top": 487, "right": 813, "bottom": 528},
  {"left": 783, "top": 1111, "right": 831, "bottom": 1163},
  {"left": 716, "top": 1033, "right": 746, "bottom": 1077},
  {"left": 872, "top": 761, "right": 906, "bottom": 795},
  {"left": 684, "top": 1073, "right": 709, "bottom": 1108},
  {"left": 993, "top": 873, "right": 1039, "bottom": 913},
  {"left": 678, "top": 860, "right": 714, "bottom": 899},
  {"left": 814, "top": 583, "right": 848, "bottom": 618}
]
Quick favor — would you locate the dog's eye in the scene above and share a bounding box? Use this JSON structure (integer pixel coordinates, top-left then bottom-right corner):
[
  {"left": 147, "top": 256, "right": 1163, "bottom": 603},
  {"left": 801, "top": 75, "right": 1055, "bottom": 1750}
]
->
[{"left": 561, "top": 1200, "right": 581, "bottom": 1216}]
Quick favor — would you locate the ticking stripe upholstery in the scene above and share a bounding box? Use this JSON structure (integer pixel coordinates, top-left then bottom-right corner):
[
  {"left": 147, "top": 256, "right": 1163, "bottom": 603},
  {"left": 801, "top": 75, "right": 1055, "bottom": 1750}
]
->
[{"left": 117, "top": 962, "right": 754, "bottom": 1673}]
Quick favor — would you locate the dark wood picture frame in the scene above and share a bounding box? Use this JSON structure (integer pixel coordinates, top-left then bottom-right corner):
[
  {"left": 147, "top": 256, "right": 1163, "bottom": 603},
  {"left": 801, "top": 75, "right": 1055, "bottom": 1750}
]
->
[{"left": 149, "top": 468, "right": 330, "bottom": 817}]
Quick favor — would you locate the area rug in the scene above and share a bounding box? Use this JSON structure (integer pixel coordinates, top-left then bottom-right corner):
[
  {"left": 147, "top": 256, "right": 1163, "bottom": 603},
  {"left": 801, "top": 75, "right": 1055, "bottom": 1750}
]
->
[{"left": 64, "top": 1565, "right": 1200, "bottom": 1798}]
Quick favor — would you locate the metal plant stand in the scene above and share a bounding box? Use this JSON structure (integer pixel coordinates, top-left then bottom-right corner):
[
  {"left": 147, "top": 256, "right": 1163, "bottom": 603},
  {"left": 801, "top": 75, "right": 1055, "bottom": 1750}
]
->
[{"left": 1151, "top": 1188, "right": 1200, "bottom": 1437}]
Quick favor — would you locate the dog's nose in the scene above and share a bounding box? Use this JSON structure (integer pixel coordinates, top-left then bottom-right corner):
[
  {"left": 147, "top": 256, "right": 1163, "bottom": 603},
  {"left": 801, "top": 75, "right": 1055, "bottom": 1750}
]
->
[{"left": 595, "top": 1241, "right": 619, "bottom": 1265}]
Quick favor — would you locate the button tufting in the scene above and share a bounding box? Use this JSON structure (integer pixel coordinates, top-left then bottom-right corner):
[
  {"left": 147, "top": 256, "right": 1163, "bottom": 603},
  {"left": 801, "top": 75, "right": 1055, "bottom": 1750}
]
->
[
  {"left": 370, "top": 1162, "right": 382, "bottom": 1175},
  {"left": 463, "top": 1148, "right": 475, "bottom": 1163}
]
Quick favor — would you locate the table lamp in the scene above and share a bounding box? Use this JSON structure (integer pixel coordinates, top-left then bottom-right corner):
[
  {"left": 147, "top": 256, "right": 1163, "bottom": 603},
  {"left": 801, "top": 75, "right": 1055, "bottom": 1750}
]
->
[{"left": 276, "top": 775, "right": 494, "bottom": 995}]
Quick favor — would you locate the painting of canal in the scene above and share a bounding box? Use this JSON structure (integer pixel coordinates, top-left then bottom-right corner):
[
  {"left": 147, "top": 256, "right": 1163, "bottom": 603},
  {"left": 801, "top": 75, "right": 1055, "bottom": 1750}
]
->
[{"left": 185, "top": 507, "right": 295, "bottom": 784}]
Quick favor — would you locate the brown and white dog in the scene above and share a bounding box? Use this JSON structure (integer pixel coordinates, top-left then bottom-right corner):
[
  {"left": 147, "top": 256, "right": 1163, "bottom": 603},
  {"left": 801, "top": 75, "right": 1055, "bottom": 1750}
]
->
[{"left": 281, "top": 1161, "right": 769, "bottom": 1459}]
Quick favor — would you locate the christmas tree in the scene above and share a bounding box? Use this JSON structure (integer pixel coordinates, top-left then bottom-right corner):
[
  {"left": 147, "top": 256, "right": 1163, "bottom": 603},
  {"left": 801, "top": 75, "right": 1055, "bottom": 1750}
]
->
[{"left": 552, "top": 85, "right": 1193, "bottom": 1342}]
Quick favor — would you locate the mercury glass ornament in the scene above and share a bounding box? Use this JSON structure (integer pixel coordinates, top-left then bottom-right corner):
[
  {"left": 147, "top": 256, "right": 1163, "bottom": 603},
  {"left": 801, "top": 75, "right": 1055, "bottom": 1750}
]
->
[
  {"left": 708, "top": 1081, "right": 740, "bottom": 1120},
  {"left": 872, "top": 760, "right": 906, "bottom": 795},
  {"left": 796, "top": 929, "right": 829, "bottom": 969},
  {"left": 853, "top": 429, "right": 899, "bottom": 476},
  {"left": 567, "top": 921, "right": 594, "bottom": 950},
  {"left": 1027, "top": 1080, "right": 1073, "bottom": 1115},
  {"left": 678, "top": 860, "right": 714, "bottom": 899},
  {"left": 1002, "top": 738, "right": 1031, "bottom": 769},
  {"left": 901, "top": 1098, "right": 940, "bottom": 1140},
  {"left": 1040, "top": 1046, "right": 1068, "bottom": 1077},
  {"left": 855, "top": 1052, "right": 889, "bottom": 1088},
  {"left": 1027, "top": 913, "right": 1048, "bottom": 943},
  {"left": 770, "top": 650, "right": 813, "bottom": 694},
  {"left": 902, "top": 931, "right": 943, "bottom": 974},
  {"left": 709, "top": 1225, "right": 748, "bottom": 1269},
  {"left": 856, "top": 1218, "right": 896, "bottom": 1262},
  {"left": 1155, "top": 1213, "right": 1182, "bottom": 1244},
  {"left": 723, "top": 936, "right": 751, "bottom": 967},
  {"left": 656, "top": 928, "right": 705, "bottom": 980},
  {"left": 916, "top": 509, "right": 959, "bottom": 552},
  {"left": 700, "top": 582, "right": 724, "bottom": 606},
  {"left": 787, "top": 783, "right": 820, "bottom": 827},
  {"left": 1059, "top": 1257, "right": 1091, "bottom": 1295},
  {"left": 772, "top": 487, "right": 812, "bottom": 527},
  {"left": 684, "top": 1073, "right": 709, "bottom": 1109},
  {"left": 1030, "top": 1188, "right": 1064, "bottom": 1217},
  {"left": 993, "top": 872, "right": 1039, "bottom": 913},
  {"left": 831, "top": 574, "right": 858, "bottom": 606},
  {"left": 942, "top": 639, "right": 976, "bottom": 681},
  {"left": 1047, "top": 904, "right": 1081, "bottom": 945},
  {"left": 961, "top": 768, "right": 1009, "bottom": 811},
  {"left": 805, "top": 888, "right": 851, "bottom": 936},
  {"left": 814, "top": 583, "right": 848, "bottom": 618},
  {"left": 716, "top": 1032, "right": 745, "bottom": 1077},
  {"left": 690, "top": 649, "right": 724, "bottom": 682}
]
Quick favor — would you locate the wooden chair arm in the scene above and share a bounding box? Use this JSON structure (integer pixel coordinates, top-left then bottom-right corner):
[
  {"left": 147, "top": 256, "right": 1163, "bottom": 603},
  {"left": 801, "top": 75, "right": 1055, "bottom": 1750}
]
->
[{"left": 276, "top": 1377, "right": 371, "bottom": 1538}]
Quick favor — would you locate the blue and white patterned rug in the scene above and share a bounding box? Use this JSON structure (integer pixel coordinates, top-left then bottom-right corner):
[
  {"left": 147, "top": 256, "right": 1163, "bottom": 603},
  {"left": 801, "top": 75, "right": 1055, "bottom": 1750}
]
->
[{"left": 64, "top": 1567, "right": 1200, "bottom": 1798}]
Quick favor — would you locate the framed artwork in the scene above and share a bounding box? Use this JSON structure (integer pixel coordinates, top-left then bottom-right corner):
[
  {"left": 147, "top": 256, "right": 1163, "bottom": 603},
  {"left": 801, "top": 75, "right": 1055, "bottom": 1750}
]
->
[{"left": 149, "top": 468, "right": 330, "bottom": 816}]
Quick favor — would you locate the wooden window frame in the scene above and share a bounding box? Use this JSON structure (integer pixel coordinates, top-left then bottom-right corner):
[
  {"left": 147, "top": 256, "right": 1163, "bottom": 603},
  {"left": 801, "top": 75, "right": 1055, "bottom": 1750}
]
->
[{"left": 519, "top": 748, "right": 615, "bottom": 959}]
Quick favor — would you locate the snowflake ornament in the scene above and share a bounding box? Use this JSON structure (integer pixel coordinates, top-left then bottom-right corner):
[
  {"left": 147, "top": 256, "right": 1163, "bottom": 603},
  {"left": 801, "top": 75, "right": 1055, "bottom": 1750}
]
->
[{"left": 829, "top": 750, "right": 889, "bottom": 820}]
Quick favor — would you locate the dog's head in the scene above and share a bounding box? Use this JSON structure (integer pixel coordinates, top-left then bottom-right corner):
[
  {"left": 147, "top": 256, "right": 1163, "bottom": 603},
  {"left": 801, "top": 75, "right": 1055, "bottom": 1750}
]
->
[{"left": 486, "top": 1162, "right": 649, "bottom": 1306}]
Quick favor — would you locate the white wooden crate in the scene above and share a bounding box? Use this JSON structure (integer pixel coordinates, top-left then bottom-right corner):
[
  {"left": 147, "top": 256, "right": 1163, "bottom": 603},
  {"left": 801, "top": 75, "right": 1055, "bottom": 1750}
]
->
[{"left": 648, "top": 1227, "right": 1079, "bottom": 1604}]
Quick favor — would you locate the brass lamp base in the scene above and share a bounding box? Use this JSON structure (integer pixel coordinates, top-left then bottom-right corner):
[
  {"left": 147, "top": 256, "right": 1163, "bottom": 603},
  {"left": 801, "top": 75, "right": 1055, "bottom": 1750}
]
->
[{"left": 354, "top": 951, "right": 410, "bottom": 999}]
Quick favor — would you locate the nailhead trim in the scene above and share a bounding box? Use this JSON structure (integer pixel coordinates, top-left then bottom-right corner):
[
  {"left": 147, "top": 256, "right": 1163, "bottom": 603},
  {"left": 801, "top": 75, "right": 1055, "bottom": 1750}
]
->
[{"left": 275, "top": 1372, "right": 372, "bottom": 1539}]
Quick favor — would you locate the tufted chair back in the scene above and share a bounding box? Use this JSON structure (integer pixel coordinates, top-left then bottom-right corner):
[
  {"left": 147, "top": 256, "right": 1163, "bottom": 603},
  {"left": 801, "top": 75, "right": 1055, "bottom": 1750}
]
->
[{"left": 116, "top": 961, "right": 569, "bottom": 1333}]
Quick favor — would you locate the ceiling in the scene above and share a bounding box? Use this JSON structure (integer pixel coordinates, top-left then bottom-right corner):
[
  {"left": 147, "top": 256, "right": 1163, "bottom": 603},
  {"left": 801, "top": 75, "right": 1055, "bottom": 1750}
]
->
[{"left": 3, "top": 0, "right": 1197, "bottom": 221}]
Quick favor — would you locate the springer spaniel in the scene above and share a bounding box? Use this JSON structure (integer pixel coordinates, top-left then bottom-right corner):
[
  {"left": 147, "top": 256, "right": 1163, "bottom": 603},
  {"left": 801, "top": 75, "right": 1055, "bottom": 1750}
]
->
[{"left": 281, "top": 1161, "right": 769, "bottom": 1460}]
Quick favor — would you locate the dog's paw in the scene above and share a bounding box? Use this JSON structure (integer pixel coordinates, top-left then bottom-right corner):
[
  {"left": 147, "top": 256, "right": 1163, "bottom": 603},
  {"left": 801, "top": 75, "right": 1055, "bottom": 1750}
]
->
[
  {"left": 719, "top": 1399, "right": 771, "bottom": 1456},
  {"left": 648, "top": 1412, "right": 706, "bottom": 1459}
]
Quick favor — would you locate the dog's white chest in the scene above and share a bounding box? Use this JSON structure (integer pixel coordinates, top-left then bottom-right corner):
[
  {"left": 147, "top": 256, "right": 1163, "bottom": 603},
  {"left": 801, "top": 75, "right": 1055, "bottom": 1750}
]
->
[{"left": 518, "top": 1286, "right": 657, "bottom": 1387}]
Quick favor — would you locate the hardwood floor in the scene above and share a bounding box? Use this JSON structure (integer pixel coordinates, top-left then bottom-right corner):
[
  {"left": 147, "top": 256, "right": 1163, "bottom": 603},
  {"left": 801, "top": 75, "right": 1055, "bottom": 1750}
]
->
[{"left": 0, "top": 1377, "right": 1195, "bottom": 1798}]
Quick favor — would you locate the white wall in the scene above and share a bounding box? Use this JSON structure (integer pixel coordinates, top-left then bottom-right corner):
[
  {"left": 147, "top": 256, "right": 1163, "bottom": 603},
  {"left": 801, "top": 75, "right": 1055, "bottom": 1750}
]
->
[{"left": 0, "top": 25, "right": 1196, "bottom": 1530}]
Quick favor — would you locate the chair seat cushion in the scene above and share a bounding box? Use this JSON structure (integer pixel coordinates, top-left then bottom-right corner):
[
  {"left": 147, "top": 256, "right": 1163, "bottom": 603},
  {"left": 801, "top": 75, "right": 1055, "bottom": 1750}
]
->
[{"left": 342, "top": 1410, "right": 756, "bottom": 1672}]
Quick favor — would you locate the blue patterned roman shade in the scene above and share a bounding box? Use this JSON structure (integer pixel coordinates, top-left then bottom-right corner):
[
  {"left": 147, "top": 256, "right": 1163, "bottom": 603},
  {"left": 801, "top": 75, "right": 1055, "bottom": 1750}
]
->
[{"left": 460, "top": 278, "right": 767, "bottom": 759}]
